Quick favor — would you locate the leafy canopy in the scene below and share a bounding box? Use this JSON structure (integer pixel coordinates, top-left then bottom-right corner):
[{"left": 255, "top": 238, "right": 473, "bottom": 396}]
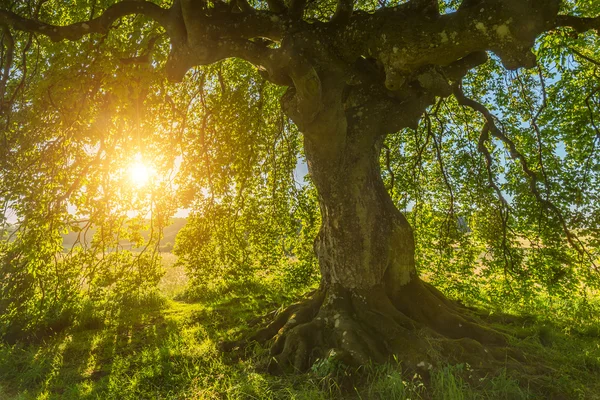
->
[{"left": 0, "top": 0, "right": 599, "bottom": 339}]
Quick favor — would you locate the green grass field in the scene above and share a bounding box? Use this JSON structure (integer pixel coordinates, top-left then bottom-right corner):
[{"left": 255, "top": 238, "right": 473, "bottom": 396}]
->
[{"left": 1, "top": 255, "right": 599, "bottom": 399}]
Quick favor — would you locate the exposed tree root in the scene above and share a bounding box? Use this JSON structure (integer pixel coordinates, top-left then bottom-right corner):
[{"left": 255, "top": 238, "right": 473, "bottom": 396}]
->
[{"left": 223, "top": 279, "right": 518, "bottom": 373}]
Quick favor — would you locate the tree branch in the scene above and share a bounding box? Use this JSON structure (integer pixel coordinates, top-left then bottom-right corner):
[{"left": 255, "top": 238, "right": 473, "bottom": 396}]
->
[
  {"left": 0, "top": 24, "right": 14, "bottom": 108},
  {"left": 119, "top": 35, "right": 161, "bottom": 65},
  {"left": 476, "top": 123, "right": 511, "bottom": 212},
  {"left": 266, "top": 0, "right": 286, "bottom": 14},
  {"left": 376, "top": 53, "right": 488, "bottom": 134},
  {"left": 289, "top": 0, "right": 307, "bottom": 20},
  {"left": 555, "top": 15, "right": 600, "bottom": 33},
  {"left": 0, "top": 1, "right": 171, "bottom": 41},
  {"left": 407, "top": 0, "right": 439, "bottom": 17},
  {"left": 331, "top": 0, "right": 353, "bottom": 25},
  {"left": 427, "top": 113, "right": 455, "bottom": 219},
  {"left": 570, "top": 47, "right": 600, "bottom": 66},
  {"left": 359, "top": 0, "right": 559, "bottom": 88}
]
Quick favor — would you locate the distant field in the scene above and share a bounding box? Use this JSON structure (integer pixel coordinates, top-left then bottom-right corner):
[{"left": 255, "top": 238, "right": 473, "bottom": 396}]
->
[
  {"left": 159, "top": 252, "right": 188, "bottom": 298},
  {"left": 60, "top": 218, "right": 188, "bottom": 251}
]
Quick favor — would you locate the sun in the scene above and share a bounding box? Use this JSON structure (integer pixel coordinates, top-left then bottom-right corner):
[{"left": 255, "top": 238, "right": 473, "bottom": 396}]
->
[{"left": 127, "top": 155, "right": 154, "bottom": 187}]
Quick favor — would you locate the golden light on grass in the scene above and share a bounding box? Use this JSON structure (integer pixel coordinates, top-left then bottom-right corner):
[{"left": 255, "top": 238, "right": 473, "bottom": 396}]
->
[{"left": 128, "top": 154, "right": 154, "bottom": 188}]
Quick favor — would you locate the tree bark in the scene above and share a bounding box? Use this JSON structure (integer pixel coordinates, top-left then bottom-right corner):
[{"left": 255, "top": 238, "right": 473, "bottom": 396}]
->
[{"left": 304, "top": 103, "right": 416, "bottom": 294}]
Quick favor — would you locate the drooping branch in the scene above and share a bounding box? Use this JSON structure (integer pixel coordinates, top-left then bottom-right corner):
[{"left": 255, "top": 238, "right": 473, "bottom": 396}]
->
[
  {"left": 514, "top": 70, "right": 550, "bottom": 195},
  {"left": 4, "top": 30, "right": 34, "bottom": 130},
  {"left": 477, "top": 123, "right": 514, "bottom": 271},
  {"left": 454, "top": 90, "right": 538, "bottom": 278},
  {"left": 0, "top": 24, "right": 14, "bottom": 108},
  {"left": 453, "top": 84, "right": 595, "bottom": 265},
  {"left": 581, "top": 86, "right": 600, "bottom": 189},
  {"left": 475, "top": 123, "right": 511, "bottom": 212},
  {"left": 426, "top": 112, "right": 455, "bottom": 219}
]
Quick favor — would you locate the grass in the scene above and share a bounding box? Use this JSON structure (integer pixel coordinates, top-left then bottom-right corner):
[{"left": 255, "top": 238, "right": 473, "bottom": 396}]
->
[{"left": 1, "top": 255, "right": 599, "bottom": 399}]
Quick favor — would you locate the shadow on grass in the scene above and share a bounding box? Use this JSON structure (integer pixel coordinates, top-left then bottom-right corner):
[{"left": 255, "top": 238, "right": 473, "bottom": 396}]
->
[
  {"left": 0, "top": 301, "right": 199, "bottom": 399},
  {"left": 0, "top": 280, "right": 291, "bottom": 399},
  {"left": 4, "top": 281, "right": 597, "bottom": 399},
  {"left": 180, "top": 279, "right": 316, "bottom": 331}
]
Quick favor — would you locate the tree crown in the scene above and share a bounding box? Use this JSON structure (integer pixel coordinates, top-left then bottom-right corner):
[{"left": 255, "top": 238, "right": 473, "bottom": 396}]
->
[{"left": 1, "top": 0, "right": 599, "bottom": 338}]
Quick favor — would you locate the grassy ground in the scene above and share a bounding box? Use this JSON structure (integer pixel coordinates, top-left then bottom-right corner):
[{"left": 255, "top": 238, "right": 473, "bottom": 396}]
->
[{"left": 1, "top": 256, "right": 599, "bottom": 399}]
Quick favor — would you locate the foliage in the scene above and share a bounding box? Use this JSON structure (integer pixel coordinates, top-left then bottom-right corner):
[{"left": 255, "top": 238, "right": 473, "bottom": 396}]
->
[
  {"left": 0, "top": 0, "right": 599, "bottom": 348},
  {"left": 383, "top": 23, "right": 600, "bottom": 310},
  {"left": 171, "top": 61, "right": 320, "bottom": 292}
]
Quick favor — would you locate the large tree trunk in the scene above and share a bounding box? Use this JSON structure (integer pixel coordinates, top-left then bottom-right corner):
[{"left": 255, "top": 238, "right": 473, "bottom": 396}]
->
[
  {"left": 305, "top": 111, "right": 415, "bottom": 294},
  {"left": 231, "top": 79, "right": 506, "bottom": 372}
]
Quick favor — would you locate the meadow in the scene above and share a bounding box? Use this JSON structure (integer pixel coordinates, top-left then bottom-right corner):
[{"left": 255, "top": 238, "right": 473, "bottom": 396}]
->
[{"left": 0, "top": 254, "right": 599, "bottom": 400}]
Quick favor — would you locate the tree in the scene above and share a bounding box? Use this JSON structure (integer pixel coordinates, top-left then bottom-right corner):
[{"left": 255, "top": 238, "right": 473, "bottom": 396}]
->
[{"left": 1, "top": 0, "right": 599, "bottom": 370}]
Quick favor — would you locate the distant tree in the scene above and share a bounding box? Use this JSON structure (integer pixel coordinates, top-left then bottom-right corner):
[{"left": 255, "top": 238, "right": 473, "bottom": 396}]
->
[
  {"left": 1, "top": 0, "right": 599, "bottom": 369},
  {"left": 159, "top": 241, "right": 173, "bottom": 252}
]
